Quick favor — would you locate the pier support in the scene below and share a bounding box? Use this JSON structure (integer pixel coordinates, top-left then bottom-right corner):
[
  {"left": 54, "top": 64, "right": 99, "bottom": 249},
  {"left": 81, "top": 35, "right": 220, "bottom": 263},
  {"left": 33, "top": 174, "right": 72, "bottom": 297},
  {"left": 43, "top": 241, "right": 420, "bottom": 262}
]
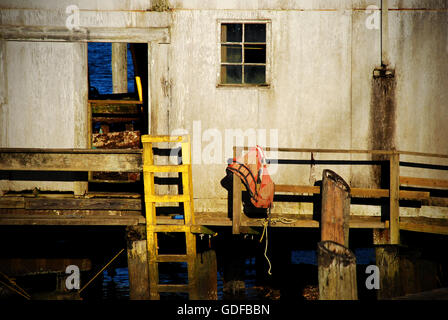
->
[
  {"left": 222, "top": 236, "right": 246, "bottom": 297},
  {"left": 318, "top": 169, "right": 357, "bottom": 300},
  {"left": 373, "top": 229, "right": 440, "bottom": 299},
  {"left": 112, "top": 43, "right": 128, "bottom": 93},
  {"left": 126, "top": 225, "right": 150, "bottom": 300},
  {"left": 193, "top": 248, "right": 218, "bottom": 300}
]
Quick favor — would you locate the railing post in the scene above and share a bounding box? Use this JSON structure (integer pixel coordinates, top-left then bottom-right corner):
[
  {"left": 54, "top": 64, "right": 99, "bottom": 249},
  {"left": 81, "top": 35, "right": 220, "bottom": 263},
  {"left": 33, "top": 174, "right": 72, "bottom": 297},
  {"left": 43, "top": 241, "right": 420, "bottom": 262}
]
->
[
  {"left": 389, "top": 152, "right": 400, "bottom": 244},
  {"left": 232, "top": 146, "right": 243, "bottom": 235}
]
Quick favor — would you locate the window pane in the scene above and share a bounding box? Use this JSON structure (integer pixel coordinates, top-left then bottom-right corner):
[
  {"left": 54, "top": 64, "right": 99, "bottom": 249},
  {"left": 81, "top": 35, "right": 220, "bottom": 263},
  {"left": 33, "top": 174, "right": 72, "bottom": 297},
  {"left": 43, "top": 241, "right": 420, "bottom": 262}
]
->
[
  {"left": 244, "top": 66, "right": 265, "bottom": 84},
  {"left": 244, "top": 44, "right": 266, "bottom": 63},
  {"left": 221, "top": 65, "right": 242, "bottom": 84},
  {"left": 221, "top": 24, "right": 242, "bottom": 43},
  {"left": 221, "top": 44, "right": 242, "bottom": 63},
  {"left": 244, "top": 24, "right": 266, "bottom": 42}
]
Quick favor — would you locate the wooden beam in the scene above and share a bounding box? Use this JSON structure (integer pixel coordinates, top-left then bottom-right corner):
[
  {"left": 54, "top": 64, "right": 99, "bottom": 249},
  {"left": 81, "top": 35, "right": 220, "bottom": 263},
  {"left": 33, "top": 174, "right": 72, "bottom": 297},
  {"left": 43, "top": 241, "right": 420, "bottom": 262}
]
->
[
  {"left": 89, "top": 99, "right": 142, "bottom": 105},
  {"left": 275, "top": 185, "right": 319, "bottom": 194},
  {"left": 0, "top": 217, "right": 143, "bottom": 226},
  {"left": 0, "top": 197, "right": 25, "bottom": 209},
  {"left": 0, "top": 26, "right": 169, "bottom": 43},
  {"left": 0, "top": 258, "right": 91, "bottom": 276},
  {"left": 0, "top": 149, "right": 142, "bottom": 172},
  {"left": 389, "top": 153, "right": 400, "bottom": 244},
  {"left": 274, "top": 184, "right": 429, "bottom": 200},
  {"left": 400, "top": 176, "right": 448, "bottom": 189},
  {"left": 24, "top": 198, "right": 141, "bottom": 210}
]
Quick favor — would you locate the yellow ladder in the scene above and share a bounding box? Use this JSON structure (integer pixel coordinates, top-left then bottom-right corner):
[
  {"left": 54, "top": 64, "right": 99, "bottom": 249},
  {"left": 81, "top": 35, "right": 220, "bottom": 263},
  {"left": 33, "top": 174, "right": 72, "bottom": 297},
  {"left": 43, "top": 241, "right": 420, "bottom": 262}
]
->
[{"left": 142, "top": 135, "right": 197, "bottom": 300}]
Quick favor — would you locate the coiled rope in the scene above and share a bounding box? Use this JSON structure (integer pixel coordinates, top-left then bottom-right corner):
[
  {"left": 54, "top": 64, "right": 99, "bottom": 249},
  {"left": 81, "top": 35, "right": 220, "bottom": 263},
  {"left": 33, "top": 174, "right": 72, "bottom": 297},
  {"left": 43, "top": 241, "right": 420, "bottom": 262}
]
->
[{"left": 258, "top": 209, "right": 295, "bottom": 276}]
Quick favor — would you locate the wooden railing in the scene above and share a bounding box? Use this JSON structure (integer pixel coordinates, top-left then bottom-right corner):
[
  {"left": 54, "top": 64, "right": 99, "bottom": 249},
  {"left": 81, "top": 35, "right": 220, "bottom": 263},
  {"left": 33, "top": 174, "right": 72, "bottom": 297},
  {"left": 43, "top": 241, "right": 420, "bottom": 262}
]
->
[{"left": 231, "top": 147, "right": 448, "bottom": 244}]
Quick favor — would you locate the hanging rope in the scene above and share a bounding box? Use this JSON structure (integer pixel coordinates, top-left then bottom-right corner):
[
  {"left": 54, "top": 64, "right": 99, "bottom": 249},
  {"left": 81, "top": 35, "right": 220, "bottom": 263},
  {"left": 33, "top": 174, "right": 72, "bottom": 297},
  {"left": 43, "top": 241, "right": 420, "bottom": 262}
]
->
[
  {"left": 259, "top": 207, "right": 273, "bottom": 276},
  {"left": 79, "top": 248, "right": 125, "bottom": 294}
]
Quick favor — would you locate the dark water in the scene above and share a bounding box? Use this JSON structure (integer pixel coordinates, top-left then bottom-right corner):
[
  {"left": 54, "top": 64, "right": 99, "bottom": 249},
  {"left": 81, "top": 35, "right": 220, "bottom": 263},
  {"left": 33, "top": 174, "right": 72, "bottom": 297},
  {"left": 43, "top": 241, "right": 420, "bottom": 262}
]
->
[
  {"left": 99, "top": 248, "right": 375, "bottom": 300},
  {"left": 87, "top": 42, "right": 376, "bottom": 300}
]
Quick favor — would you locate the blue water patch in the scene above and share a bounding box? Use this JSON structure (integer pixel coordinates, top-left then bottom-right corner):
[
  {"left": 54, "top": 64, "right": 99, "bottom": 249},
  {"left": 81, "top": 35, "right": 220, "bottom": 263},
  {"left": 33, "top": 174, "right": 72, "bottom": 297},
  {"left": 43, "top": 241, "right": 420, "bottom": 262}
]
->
[
  {"left": 354, "top": 248, "right": 376, "bottom": 265},
  {"left": 292, "top": 250, "right": 317, "bottom": 265},
  {"left": 102, "top": 268, "right": 130, "bottom": 299},
  {"left": 88, "top": 42, "right": 135, "bottom": 95},
  {"left": 291, "top": 248, "right": 375, "bottom": 265}
]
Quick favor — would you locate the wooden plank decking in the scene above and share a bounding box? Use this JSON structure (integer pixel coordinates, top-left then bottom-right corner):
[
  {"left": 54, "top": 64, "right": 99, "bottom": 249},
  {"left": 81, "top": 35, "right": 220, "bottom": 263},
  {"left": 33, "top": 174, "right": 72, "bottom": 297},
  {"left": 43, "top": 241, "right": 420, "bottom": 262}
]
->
[{"left": 1, "top": 147, "right": 447, "bottom": 235}]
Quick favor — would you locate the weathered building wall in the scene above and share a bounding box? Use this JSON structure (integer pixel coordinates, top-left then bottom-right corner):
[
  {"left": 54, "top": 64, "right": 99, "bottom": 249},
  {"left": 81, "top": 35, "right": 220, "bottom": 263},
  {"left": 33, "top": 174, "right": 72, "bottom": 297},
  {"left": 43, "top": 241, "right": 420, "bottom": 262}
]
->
[
  {"left": 1, "top": 1, "right": 447, "bottom": 215},
  {"left": 167, "top": 2, "right": 360, "bottom": 213},
  {"left": 163, "top": 0, "right": 448, "bottom": 214},
  {"left": 0, "top": 41, "right": 87, "bottom": 192},
  {"left": 0, "top": 0, "right": 170, "bottom": 193}
]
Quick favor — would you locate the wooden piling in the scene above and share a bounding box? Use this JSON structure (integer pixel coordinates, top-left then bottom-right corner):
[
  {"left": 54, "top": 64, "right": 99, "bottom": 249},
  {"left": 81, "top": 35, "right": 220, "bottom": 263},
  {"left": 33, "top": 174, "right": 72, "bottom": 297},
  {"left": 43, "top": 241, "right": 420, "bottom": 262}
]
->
[
  {"left": 317, "top": 241, "right": 358, "bottom": 300},
  {"left": 126, "top": 225, "right": 150, "bottom": 300},
  {"left": 193, "top": 249, "right": 218, "bottom": 300},
  {"left": 318, "top": 169, "right": 357, "bottom": 300},
  {"left": 112, "top": 43, "right": 128, "bottom": 93},
  {"left": 320, "top": 169, "right": 351, "bottom": 247}
]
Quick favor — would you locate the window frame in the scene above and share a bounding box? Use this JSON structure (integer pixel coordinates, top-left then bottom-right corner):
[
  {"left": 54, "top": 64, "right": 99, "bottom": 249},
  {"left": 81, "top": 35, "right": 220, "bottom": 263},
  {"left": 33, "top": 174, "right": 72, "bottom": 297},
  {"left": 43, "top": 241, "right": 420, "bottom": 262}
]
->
[{"left": 217, "top": 19, "right": 271, "bottom": 88}]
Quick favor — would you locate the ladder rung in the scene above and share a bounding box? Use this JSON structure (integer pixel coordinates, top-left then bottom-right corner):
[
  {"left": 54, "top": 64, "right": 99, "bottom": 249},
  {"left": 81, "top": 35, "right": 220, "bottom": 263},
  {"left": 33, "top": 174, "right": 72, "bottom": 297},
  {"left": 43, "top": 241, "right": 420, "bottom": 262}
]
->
[
  {"left": 143, "top": 164, "right": 189, "bottom": 173},
  {"left": 157, "top": 284, "right": 190, "bottom": 293},
  {"left": 148, "top": 225, "right": 188, "bottom": 232},
  {"left": 156, "top": 254, "right": 189, "bottom": 262},
  {"left": 142, "top": 135, "right": 184, "bottom": 143},
  {"left": 145, "top": 194, "right": 190, "bottom": 203}
]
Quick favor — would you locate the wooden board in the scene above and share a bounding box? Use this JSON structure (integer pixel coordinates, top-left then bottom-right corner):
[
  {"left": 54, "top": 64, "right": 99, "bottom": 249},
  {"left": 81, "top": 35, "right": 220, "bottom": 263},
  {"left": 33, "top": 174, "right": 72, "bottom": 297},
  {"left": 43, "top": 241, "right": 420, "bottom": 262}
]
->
[
  {"left": 400, "top": 176, "right": 448, "bottom": 189},
  {"left": 274, "top": 184, "right": 429, "bottom": 200},
  {"left": 25, "top": 198, "right": 141, "bottom": 210},
  {"left": 0, "top": 149, "right": 142, "bottom": 172},
  {"left": 91, "top": 104, "right": 141, "bottom": 114}
]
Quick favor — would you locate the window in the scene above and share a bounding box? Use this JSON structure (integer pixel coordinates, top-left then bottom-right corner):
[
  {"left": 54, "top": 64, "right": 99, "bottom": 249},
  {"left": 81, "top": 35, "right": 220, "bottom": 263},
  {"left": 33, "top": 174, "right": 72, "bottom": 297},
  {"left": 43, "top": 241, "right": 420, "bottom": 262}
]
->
[{"left": 220, "top": 22, "right": 268, "bottom": 85}]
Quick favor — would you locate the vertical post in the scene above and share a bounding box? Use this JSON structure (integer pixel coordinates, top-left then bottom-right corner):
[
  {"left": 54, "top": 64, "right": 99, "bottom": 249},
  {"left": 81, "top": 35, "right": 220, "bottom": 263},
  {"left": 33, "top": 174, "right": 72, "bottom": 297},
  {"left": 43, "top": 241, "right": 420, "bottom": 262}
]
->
[
  {"left": 318, "top": 169, "right": 357, "bottom": 300},
  {"left": 142, "top": 139, "right": 159, "bottom": 299},
  {"left": 193, "top": 249, "right": 218, "bottom": 300},
  {"left": 374, "top": 228, "right": 401, "bottom": 299},
  {"left": 320, "top": 169, "right": 351, "bottom": 247},
  {"left": 181, "top": 135, "right": 198, "bottom": 299},
  {"left": 232, "top": 146, "right": 242, "bottom": 235},
  {"left": 112, "top": 43, "right": 128, "bottom": 93},
  {"left": 126, "top": 225, "right": 150, "bottom": 300},
  {"left": 389, "top": 152, "right": 400, "bottom": 244}
]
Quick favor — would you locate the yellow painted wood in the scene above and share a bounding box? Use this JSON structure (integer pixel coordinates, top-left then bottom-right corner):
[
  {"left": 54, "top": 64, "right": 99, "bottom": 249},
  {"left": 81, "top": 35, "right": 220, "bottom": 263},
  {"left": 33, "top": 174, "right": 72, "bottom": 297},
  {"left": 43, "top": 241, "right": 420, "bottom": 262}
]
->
[
  {"left": 141, "top": 135, "right": 184, "bottom": 143},
  {"left": 156, "top": 254, "right": 189, "bottom": 262},
  {"left": 149, "top": 225, "right": 188, "bottom": 232},
  {"left": 142, "top": 135, "right": 197, "bottom": 299},
  {"left": 143, "top": 164, "right": 189, "bottom": 173},
  {"left": 145, "top": 194, "right": 190, "bottom": 203},
  {"left": 136, "top": 76, "right": 143, "bottom": 103},
  {"left": 157, "top": 284, "right": 190, "bottom": 293}
]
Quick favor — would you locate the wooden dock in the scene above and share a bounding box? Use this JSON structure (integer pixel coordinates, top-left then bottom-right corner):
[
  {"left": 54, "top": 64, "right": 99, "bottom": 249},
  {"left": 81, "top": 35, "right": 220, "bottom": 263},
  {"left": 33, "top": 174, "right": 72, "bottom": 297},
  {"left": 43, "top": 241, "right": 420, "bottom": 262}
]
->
[{"left": 1, "top": 144, "right": 448, "bottom": 300}]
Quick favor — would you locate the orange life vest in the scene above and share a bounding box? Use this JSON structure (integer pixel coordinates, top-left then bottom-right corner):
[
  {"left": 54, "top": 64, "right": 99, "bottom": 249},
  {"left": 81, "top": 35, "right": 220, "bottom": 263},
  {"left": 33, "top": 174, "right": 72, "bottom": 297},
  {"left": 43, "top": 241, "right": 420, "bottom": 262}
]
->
[{"left": 227, "top": 146, "right": 275, "bottom": 209}]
